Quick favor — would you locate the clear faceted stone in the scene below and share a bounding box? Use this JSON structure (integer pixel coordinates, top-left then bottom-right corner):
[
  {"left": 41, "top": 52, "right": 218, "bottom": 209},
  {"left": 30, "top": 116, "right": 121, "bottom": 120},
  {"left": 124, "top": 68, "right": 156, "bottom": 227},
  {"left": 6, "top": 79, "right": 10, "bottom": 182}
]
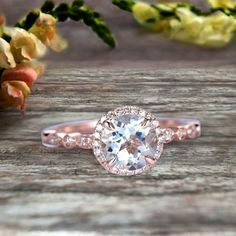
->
[
  {"left": 81, "top": 136, "right": 92, "bottom": 146},
  {"left": 77, "top": 135, "right": 93, "bottom": 149},
  {"left": 161, "top": 128, "right": 174, "bottom": 143},
  {"left": 62, "top": 135, "right": 76, "bottom": 148},
  {"left": 47, "top": 134, "right": 61, "bottom": 146},
  {"left": 176, "top": 128, "right": 186, "bottom": 140},
  {"left": 187, "top": 125, "right": 196, "bottom": 138},
  {"left": 93, "top": 108, "right": 163, "bottom": 175}
]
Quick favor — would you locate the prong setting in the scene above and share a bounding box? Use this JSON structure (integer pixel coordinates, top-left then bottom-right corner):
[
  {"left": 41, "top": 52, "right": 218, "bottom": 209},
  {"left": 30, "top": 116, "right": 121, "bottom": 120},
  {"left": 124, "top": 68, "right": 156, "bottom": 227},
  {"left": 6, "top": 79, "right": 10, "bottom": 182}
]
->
[{"left": 92, "top": 106, "right": 164, "bottom": 176}]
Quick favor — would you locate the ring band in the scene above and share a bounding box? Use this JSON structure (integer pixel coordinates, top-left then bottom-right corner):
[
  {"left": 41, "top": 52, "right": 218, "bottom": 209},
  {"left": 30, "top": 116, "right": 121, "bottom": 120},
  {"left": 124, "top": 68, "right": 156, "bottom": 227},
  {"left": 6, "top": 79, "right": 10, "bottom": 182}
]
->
[
  {"left": 42, "top": 118, "right": 200, "bottom": 148},
  {"left": 41, "top": 106, "right": 201, "bottom": 176}
]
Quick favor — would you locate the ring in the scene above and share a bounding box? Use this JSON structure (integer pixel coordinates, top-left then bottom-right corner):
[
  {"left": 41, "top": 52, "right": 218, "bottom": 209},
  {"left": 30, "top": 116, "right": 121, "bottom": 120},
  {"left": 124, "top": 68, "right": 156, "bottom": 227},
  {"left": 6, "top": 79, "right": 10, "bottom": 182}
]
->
[{"left": 41, "top": 106, "right": 201, "bottom": 176}]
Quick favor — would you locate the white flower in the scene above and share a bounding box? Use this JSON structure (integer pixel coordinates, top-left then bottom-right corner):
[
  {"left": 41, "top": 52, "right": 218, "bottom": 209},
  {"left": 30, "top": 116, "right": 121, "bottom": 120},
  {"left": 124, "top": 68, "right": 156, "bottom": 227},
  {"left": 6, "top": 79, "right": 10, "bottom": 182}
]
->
[
  {"left": 0, "top": 38, "right": 16, "bottom": 68},
  {"left": 29, "top": 12, "right": 68, "bottom": 52},
  {"left": 8, "top": 27, "right": 47, "bottom": 63}
]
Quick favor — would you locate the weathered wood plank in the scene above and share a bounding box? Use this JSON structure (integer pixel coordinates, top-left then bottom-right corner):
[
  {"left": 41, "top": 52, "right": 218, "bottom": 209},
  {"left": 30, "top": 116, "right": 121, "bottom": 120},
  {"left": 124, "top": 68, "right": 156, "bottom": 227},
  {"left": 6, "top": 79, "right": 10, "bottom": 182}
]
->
[
  {"left": 1, "top": 0, "right": 236, "bottom": 234},
  {"left": 0, "top": 191, "right": 236, "bottom": 235},
  {"left": 0, "top": 63, "right": 236, "bottom": 235}
]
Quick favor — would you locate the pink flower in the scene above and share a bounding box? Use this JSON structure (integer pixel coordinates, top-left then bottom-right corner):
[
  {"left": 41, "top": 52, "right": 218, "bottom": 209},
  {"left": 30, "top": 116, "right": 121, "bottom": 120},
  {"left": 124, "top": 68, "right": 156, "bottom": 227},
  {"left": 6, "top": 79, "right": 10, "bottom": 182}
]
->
[
  {"left": 0, "top": 62, "right": 44, "bottom": 111},
  {"left": 0, "top": 16, "right": 4, "bottom": 26},
  {"left": 0, "top": 80, "right": 30, "bottom": 111}
]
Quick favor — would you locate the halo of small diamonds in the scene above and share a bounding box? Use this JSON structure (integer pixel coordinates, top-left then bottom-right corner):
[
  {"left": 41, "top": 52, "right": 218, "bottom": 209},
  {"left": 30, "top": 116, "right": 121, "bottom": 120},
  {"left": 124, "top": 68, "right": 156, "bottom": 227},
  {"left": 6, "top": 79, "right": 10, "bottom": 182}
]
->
[{"left": 92, "top": 106, "right": 164, "bottom": 176}]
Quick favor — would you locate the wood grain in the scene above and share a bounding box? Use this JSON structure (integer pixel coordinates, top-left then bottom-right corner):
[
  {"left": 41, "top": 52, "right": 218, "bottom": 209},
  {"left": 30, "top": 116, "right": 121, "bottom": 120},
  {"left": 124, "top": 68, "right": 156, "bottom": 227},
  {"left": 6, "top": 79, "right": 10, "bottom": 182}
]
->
[
  {"left": 0, "top": 63, "right": 236, "bottom": 235},
  {"left": 1, "top": 0, "right": 236, "bottom": 235}
]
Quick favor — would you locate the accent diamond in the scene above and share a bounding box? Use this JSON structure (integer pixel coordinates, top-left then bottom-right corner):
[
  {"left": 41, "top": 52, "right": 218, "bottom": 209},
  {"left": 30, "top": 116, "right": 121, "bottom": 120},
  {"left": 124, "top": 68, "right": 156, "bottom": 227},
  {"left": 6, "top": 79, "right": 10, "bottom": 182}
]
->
[
  {"left": 176, "top": 128, "right": 187, "bottom": 140},
  {"left": 47, "top": 133, "right": 61, "bottom": 146},
  {"left": 161, "top": 128, "right": 174, "bottom": 143},
  {"left": 93, "top": 106, "right": 164, "bottom": 176},
  {"left": 62, "top": 135, "right": 76, "bottom": 148},
  {"left": 78, "top": 135, "right": 93, "bottom": 149},
  {"left": 187, "top": 125, "right": 197, "bottom": 139}
]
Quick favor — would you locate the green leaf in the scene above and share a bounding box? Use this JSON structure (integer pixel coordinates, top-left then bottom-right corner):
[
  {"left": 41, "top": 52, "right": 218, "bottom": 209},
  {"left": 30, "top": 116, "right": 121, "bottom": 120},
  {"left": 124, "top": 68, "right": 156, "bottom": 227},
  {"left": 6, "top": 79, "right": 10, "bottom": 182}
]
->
[
  {"left": 14, "top": 0, "right": 116, "bottom": 48},
  {"left": 24, "top": 10, "right": 40, "bottom": 30},
  {"left": 14, "top": 22, "right": 22, "bottom": 28},
  {"left": 1, "top": 33, "right": 11, "bottom": 43},
  {"left": 15, "top": 10, "right": 40, "bottom": 30},
  {"left": 69, "top": 7, "right": 83, "bottom": 21},
  {"left": 112, "top": 0, "right": 136, "bottom": 12},
  {"left": 72, "top": 0, "right": 84, "bottom": 8},
  {"left": 69, "top": 5, "right": 115, "bottom": 47},
  {"left": 53, "top": 3, "right": 70, "bottom": 21},
  {"left": 55, "top": 3, "right": 70, "bottom": 12},
  {"left": 93, "top": 23, "right": 116, "bottom": 48},
  {"left": 41, "top": 0, "right": 55, "bottom": 13},
  {"left": 77, "top": 6, "right": 115, "bottom": 48},
  {"left": 0, "top": 68, "right": 5, "bottom": 80}
]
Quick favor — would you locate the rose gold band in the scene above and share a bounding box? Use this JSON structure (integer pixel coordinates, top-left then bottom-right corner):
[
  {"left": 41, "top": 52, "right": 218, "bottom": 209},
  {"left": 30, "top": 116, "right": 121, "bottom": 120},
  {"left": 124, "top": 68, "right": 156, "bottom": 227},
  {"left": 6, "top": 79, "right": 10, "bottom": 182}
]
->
[{"left": 41, "top": 118, "right": 201, "bottom": 149}]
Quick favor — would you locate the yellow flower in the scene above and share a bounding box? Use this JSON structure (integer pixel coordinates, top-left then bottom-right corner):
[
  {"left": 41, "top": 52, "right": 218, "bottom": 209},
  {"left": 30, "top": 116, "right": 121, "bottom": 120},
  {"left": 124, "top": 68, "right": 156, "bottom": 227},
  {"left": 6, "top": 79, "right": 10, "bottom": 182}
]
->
[
  {"left": 8, "top": 27, "right": 47, "bottom": 63},
  {"left": 29, "top": 12, "right": 68, "bottom": 52},
  {"left": 208, "top": 0, "right": 236, "bottom": 9},
  {"left": 131, "top": 2, "right": 236, "bottom": 47},
  {"left": 0, "top": 38, "right": 16, "bottom": 68},
  {"left": 168, "top": 8, "right": 204, "bottom": 43},
  {"left": 168, "top": 8, "right": 236, "bottom": 47},
  {"left": 132, "top": 2, "right": 160, "bottom": 25},
  {"left": 199, "top": 11, "right": 236, "bottom": 47}
]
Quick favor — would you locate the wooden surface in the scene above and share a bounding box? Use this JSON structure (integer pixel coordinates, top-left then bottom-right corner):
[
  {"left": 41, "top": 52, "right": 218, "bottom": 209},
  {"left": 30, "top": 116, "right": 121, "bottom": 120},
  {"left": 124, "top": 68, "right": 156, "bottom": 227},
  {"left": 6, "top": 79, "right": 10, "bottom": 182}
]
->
[
  {"left": 1, "top": 0, "right": 236, "bottom": 235},
  {"left": 0, "top": 64, "right": 236, "bottom": 235}
]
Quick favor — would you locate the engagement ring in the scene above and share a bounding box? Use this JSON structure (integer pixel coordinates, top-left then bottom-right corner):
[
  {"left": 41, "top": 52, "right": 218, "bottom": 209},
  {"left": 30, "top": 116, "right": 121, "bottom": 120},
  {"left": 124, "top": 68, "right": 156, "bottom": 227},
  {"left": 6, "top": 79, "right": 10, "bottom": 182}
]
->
[{"left": 41, "top": 106, "right": 201, "bottom": 176}]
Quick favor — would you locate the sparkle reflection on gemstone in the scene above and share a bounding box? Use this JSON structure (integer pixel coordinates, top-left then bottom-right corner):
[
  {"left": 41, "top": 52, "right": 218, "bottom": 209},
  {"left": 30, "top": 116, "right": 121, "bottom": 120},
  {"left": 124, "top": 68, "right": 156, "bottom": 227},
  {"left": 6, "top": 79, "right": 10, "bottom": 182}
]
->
[{"left": 93, "top": 106, "right": 164, "bottom": 176}]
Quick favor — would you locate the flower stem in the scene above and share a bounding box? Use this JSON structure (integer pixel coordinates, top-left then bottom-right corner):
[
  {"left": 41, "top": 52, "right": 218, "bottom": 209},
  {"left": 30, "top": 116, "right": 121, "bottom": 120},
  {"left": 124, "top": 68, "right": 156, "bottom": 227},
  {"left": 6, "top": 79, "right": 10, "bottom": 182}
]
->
[
  {"left": 43, "top": 0, "right": 116, "bottom": 48},
  {"left": 112, "top": 0, "right": 136, "bottom": 12},
  {"left": 15, "top": 0, "right": 116, "bottom": 48}
]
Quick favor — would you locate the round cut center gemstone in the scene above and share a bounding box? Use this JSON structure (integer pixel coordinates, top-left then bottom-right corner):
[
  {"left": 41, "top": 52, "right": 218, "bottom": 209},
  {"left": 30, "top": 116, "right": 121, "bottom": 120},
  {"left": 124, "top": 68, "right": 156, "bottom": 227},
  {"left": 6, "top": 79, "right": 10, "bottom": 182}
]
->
[{"left": 93, "top": 107, "right": 163, "bottom": 176}]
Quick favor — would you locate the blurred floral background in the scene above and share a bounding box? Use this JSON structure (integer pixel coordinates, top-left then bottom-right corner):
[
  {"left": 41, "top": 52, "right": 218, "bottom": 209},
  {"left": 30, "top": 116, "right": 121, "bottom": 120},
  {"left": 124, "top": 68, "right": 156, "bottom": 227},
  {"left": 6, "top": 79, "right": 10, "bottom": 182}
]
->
[{"left": 1, "top": 0, "right": 236, "bottom": 63}]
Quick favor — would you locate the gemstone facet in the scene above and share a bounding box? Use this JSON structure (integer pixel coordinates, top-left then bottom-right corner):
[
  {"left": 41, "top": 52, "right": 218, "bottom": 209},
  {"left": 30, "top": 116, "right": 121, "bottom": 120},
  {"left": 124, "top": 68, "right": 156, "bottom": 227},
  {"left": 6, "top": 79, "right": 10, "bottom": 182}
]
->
[
  {"left": 47, "top": 133, "right": 61, "bottom": 146},
  {"left": 161, "top": 128, "right": 174, "bottom": 143},
  {"left": 92, "top": 106, "right": 164, "bottom": 176},
  {"left": 62, "top": 135, "right": 76, "bottom": 148}
]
